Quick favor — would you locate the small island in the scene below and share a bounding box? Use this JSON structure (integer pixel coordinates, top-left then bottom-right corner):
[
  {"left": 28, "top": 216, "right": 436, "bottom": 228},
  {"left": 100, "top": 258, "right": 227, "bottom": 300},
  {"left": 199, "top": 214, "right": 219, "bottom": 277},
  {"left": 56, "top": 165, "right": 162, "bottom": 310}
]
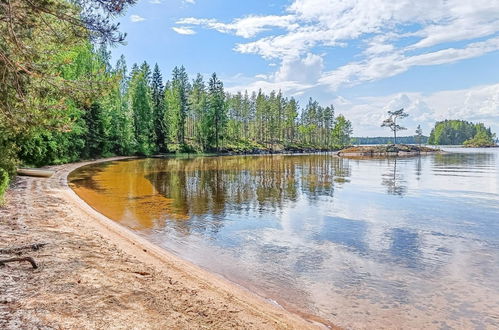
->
[
  {"left": 428, "top": 120, "right": 497, "bottom": 148},
  {"left": 338, "top": 144, "right": 440, "bottom": 157},
  {"left": 339, "top": 108, "right": 440, "bottom": 157}
]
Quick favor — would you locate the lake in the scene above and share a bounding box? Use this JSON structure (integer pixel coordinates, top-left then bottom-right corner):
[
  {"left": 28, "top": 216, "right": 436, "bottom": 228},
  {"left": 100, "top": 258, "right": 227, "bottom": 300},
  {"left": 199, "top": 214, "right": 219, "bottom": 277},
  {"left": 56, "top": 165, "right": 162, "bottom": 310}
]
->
[{"left": 69, "top": 147, "right": 499, "bottom": 328}]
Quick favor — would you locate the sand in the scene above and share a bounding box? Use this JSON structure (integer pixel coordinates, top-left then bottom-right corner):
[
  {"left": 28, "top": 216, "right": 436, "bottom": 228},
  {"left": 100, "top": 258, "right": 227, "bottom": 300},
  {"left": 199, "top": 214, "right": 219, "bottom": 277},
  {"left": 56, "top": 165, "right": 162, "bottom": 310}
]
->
[{"left": 0, "top": 158, "right": 325, "bottom": 329}]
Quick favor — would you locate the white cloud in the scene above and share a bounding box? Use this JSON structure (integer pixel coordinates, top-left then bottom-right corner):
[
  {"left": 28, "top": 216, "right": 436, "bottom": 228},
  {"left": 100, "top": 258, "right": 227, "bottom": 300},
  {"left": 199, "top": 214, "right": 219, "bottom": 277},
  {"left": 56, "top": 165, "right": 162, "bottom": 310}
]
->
[
  {"left": 225, "top": 77, "right": 313, "bottom": 98},
  {"left": 275, "top": 53, "right": 324, "bottom": 83},
  {"left": 183, "top": 0, "right": 196, "bottom": 3},
  {"left": 178, "top": 0, "right": 499, "bottom": 93},
  {"left": 172, "top": 27, "right": 196, "bottom": 35},
  {"left": 334, "top": 84, "right": 499, "bottom": 136},
  {"left": 149, "top": 0, "right": 161, "bottom": 4},
  {"left": 320, "top": 36, "right": 499, "bottom": 91},
  {"left": 176, "top": 15, "right": 298, "bottom": 38},
  {"left": 130, "top": 15, "right": 146, "bottom": 23},
  {"left": 223, "top": 53, "right": 324, "bottom": 97}
]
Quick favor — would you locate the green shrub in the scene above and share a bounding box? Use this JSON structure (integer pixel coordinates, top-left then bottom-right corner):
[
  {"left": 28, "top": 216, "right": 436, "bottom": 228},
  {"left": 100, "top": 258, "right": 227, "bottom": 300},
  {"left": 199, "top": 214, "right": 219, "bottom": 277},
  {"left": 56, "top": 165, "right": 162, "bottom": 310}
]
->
[
  {"left": 0, "top": 168, "right": 9, "bottom": 205},
  {"left": 463, "top": 130, "right": 496, "bottom": 147}
]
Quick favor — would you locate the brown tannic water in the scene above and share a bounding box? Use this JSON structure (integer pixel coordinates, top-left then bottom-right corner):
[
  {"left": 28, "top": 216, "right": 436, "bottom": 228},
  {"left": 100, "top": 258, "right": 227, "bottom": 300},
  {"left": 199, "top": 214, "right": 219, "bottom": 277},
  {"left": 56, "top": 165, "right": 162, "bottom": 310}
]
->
[{"left": 69, "top": 148, "right": 499, "bottom": 328}]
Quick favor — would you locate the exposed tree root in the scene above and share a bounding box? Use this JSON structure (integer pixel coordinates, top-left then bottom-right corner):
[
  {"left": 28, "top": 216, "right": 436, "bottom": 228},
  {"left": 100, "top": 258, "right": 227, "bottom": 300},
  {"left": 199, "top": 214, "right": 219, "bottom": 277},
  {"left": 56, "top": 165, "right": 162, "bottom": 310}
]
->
[{"left": 0, "top": 257, "right": 38, "bottom": 269}]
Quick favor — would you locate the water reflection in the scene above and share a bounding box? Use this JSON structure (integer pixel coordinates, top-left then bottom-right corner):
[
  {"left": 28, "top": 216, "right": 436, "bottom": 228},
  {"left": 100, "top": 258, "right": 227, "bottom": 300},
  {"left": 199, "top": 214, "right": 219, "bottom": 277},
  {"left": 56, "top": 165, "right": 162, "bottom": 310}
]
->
[
  {"left": 381, "top": 158, "right": 408, "bottom": 196},
  {"left": 415, "top": 156, "right": 422, "bottom": 181},
  {"left": 69, "top": 150, "right": 499, "bottom": 328}
]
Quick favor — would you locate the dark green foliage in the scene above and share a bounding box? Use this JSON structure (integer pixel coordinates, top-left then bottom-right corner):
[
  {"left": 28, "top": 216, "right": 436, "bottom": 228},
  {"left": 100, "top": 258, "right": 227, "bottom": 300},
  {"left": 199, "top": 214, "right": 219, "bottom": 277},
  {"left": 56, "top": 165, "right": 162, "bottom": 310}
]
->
[
  {"left": 152, "top": 64, "right": 166, "bottom": 152},
  {"left": 463, "top": 129, "right": 496, "bottom": 147},
  {"left": 82, "top": 103, "right": 108, "bottom": 158},
  {"left": 428, "top": 120, "right": 496, "bottom": 145},
  {"left": 0, "top": 168, "right": 9, "bottom": 204},
  {"left": 189, "top": 74, "right": 209, "bottom": 149},
  {"left": 331, "top": 115, "right": 353, "bottom": 149},
  {"left": 166, "top": 66, "right": 191, "bottom": 145},
  {"left": 130, "top": 63, "right": 155, "bottom": 155},
  {"left": 207, "top": 73, "right": 227, "bottom": 151}
]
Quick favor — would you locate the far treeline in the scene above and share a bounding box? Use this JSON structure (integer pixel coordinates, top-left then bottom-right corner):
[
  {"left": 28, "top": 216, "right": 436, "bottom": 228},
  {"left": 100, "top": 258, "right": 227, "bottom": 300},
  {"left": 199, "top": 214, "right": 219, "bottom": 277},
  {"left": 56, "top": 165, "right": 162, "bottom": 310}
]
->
[
  {"left": 428, "top": 120, "right": 496, "bottom": 147},
  {"left": 354, "top": 136, "right": 429, "bottom": 145},
  {"left": 0, "top": 0, "right": 353, "bottom": 203}
]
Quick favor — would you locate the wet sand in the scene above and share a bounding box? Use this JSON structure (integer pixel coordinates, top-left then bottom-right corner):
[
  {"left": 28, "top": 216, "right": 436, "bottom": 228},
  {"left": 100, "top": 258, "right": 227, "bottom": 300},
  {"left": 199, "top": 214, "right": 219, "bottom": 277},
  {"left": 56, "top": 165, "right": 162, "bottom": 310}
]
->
[{"left": 0, "top": 158, "right": 326, "bottom": 329}]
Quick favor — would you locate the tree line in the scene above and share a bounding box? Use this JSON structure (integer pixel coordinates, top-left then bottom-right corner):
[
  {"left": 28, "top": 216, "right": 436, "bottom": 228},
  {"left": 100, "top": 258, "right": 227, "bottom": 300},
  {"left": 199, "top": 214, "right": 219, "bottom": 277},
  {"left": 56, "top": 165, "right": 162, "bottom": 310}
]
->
[
  {"left": 17, "top": 51, "right": 354, "bottom": 168},
  {"left": 0, "top": 0, "right": 353, "bottom": 202}
]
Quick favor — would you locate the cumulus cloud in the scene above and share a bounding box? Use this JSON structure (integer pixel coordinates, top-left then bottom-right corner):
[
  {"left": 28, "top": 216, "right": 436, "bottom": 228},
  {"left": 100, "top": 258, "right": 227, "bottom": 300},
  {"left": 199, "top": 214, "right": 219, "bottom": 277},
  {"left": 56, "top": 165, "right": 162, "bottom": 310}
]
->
[
  {"left": 275, "top": 53, "right": 324, "bottom": 83},
  {"left": 320, "top": 36, "right": 499, "bottom": 91},
  {"left": 130, "top": 15, "right": 146, "bottom": 23},
  {"left": 334, "top": 84, "right": 499, "bottom": 136},
  {"left": 178, "top": 0, "right": 499, "bottom": 92}
]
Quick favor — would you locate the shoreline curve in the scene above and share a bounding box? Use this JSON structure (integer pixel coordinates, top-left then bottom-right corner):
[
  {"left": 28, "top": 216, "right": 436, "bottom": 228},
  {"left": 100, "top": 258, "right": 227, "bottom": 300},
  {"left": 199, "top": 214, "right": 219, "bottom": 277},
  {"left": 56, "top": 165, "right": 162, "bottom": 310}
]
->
[{"left": 1, "top": 156, "right": 335, "bottom": 329}]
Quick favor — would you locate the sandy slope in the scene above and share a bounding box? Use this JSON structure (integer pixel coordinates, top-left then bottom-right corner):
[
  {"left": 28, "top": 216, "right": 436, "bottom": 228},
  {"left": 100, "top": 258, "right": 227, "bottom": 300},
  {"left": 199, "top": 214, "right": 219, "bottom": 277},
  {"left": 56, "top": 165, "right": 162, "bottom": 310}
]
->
[{"left": 0, "top": 158, "right": 327, "bottom": 329}]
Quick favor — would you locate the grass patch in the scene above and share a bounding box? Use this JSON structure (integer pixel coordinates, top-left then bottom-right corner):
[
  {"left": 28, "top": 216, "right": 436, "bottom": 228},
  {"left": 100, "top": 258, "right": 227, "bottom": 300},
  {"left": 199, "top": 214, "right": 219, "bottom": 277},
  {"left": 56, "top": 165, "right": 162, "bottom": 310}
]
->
[{"left": 0, "top": 168, "right": 9, "bottom": 205}]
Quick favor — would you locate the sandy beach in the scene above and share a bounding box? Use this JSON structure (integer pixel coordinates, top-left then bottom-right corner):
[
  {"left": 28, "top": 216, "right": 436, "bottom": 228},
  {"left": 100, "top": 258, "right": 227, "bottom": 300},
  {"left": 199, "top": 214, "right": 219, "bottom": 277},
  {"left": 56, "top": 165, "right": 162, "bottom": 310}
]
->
[{"left": 0, "top": 158, "right": 327, "bottom": 329}]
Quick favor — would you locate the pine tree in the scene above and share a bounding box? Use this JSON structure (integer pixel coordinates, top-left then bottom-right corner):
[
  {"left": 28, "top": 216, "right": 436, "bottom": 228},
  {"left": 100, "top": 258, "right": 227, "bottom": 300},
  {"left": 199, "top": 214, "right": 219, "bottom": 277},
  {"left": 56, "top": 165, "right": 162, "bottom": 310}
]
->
[
  {"left": 82, "top": 103, "right": 107, "bottom": 158},
  {"left": 381, "top": 108, "right": 409, "bottom": 145},
  {"left": 164, "top": 79, "right": 180, "bottom": 148},
  {"left": 323, "top": 105, "right": 335, "bottom": 148},
  {"left": 189, "top": 74, "right": 208, "bottom": 149},
  {"left": 114, "top": 56, "right": 136, "bottom": 155},
  {"left": 175, "top": 66, "right": 190, "bottom": 145},
  {"left": 255, "top": 90, "right": 267, "bottom": 144},
  {"left": 284, "top": 97, "right": 299, "bottom": 144},
  {"left": 207, "top": 73, "right": 227, "bottom": 151},
  {"left": 331, "top": 115, "right": 352, "bottom": 149},
  {"left": 151, "top": 64, "right": 166, "bottom": 152},
  {"left": 130, "top": 62, "right": 155, "bottom": 155}
]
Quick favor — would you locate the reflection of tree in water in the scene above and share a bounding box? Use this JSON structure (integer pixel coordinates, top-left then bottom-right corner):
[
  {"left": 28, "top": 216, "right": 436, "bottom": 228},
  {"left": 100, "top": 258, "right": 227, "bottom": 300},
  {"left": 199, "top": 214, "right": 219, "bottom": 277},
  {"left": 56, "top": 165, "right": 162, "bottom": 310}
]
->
[
  {"left": 381, "top": 158, "right": 407, "bottom": 196},
  {"left": 415, "top": 156, "right": 422, "bottom": 181},
  {"left": 69, "top": 161, "right": 114, "bottom": 192},
  {"left": 146, "top": 155, "right": 352, "bottom": 235},
  {"left": 300, "top": 156, "right": 351, "bottom": 201}
]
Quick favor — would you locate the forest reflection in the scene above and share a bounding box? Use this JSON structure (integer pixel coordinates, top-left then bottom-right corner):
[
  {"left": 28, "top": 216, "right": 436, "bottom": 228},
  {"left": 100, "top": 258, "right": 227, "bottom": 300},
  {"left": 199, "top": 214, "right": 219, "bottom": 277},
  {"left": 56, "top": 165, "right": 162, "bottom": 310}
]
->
[
  {"left": 146, "top": 155, "right": 351, "bottom": 233},
  {"left": 70, "top": 155, "right": 352, "bottom": 231}
]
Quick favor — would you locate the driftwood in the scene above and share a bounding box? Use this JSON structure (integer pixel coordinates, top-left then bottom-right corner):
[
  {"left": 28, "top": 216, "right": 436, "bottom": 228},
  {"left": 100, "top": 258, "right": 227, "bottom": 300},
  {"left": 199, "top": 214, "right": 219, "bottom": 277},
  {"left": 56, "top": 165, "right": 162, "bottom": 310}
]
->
[
  {"left": 16, "top": 168, "right": 54, "bottom": 178},
  {"left": 0, "top": 257, "right": 38, "bottom": 269},
  {"left": 0, "top": 243, "right": 47, "bottom": 255}
]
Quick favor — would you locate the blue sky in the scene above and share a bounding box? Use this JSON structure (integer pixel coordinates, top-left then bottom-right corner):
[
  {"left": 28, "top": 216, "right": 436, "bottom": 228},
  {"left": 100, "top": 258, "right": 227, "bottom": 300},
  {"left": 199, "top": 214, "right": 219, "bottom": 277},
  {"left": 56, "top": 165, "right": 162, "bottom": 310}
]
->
[{"left": 111, "top": 0, "right": 499, "bottom": 136}]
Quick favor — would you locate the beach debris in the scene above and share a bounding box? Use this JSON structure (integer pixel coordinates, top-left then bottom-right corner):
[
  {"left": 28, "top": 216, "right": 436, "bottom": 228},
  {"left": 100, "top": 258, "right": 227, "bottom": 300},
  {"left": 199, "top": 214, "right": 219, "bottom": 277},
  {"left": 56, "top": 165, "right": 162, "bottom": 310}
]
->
[
  {"left": 133, "top": 271, "right": 151, "bottom": 276},
  {"left": 0, "top": 257, "right": 38, "bottom": 269},
  {"left": 16, "top": 168, "right": 54, "bottom": 178},
  {"left": 0, "top": 243, "right": 48, "bottom": 255}
]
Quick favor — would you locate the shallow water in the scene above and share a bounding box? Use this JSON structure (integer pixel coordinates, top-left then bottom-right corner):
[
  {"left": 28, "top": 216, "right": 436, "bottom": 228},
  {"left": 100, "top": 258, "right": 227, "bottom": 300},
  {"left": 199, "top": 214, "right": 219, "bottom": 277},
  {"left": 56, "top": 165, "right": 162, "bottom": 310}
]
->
[{"left": 69, "top": 148, "right": 499, "bottom": 328}]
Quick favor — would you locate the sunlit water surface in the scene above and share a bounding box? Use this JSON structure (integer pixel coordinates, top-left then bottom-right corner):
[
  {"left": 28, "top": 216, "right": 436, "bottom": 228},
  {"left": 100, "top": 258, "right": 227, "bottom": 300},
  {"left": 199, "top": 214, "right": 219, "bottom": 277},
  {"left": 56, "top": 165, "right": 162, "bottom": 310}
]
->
[{"left": 69, "top": 148, "right": 499, "bottom": 328}]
